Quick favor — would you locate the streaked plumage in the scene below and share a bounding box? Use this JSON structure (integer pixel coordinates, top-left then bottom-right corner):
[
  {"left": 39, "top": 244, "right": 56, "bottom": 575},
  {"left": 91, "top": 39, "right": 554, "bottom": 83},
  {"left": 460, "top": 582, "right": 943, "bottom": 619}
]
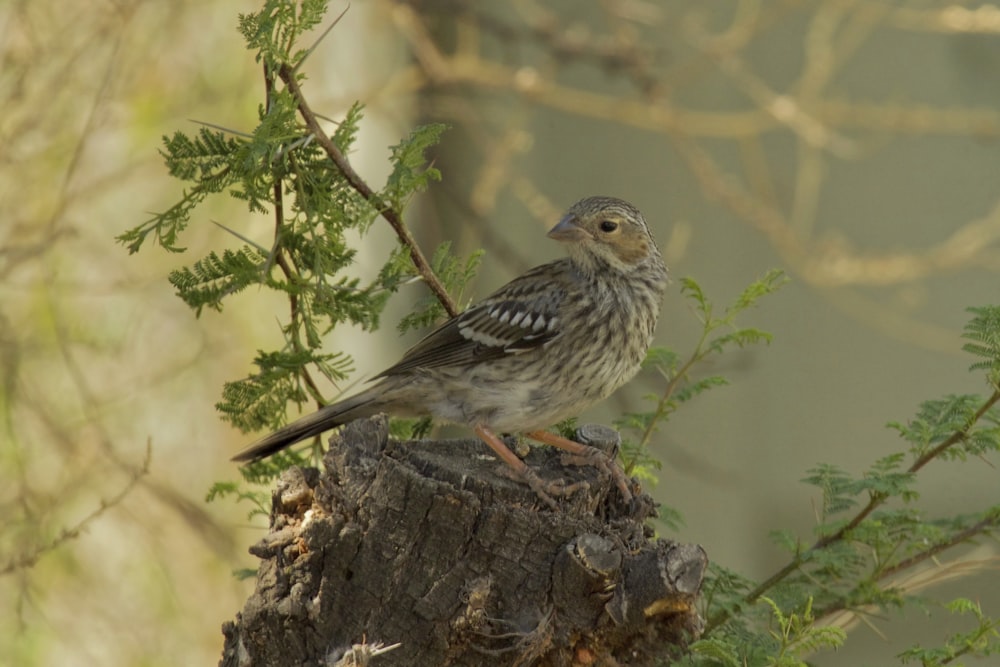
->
[{"left": 233, "top": 196, "right": 669, "bottom": 505}]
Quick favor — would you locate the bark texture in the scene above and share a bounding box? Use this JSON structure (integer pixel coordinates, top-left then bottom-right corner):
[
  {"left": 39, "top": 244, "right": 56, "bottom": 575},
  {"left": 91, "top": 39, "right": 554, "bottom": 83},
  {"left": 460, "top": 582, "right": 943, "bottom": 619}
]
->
[{"left": 220, "top": 416, "right": 706, "bottom": 666}]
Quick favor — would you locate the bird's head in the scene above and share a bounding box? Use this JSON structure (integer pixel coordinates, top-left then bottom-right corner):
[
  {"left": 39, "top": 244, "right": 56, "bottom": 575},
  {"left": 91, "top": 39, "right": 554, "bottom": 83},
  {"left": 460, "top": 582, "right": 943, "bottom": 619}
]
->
[{"left": 548, "top": 196, "right": 661, "bottom": 276}]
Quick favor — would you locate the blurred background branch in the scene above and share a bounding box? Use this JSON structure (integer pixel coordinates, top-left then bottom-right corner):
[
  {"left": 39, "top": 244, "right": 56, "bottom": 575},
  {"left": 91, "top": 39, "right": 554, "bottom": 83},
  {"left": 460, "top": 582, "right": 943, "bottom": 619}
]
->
[{"left": 2, "top": 0, "right": 999, "bottom": 665}]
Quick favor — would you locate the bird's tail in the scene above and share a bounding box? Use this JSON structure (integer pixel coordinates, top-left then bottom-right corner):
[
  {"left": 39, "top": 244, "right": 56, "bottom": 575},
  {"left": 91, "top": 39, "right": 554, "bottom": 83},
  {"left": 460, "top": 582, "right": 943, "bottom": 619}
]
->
[{"left": 230, "top": 384, "right": 386, "bottom": 463}]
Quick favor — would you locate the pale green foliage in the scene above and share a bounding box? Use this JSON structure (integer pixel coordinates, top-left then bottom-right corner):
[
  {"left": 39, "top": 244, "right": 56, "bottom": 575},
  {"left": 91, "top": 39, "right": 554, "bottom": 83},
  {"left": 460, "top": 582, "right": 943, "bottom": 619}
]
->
[
  {"left": 899, "top": 599, "right": 1000, "bottom": 666},
  {"left": 963, "top": 306, "right": 1000, "bottom": 379},
  {"left": 682, "top": 595, "right": 847, "bottom": 667},
  {"left": 687, "top": 306, "right": 1000, "bottom": 667},
  {"left": 758, "top": 597, "right": 846, "bottom": 665},
  {"left": 397, "top": 243, "right": 484, "bottom": 334},
  {"left": 118, "top": 0, "right": 478, "bottom": 477},
  {"left": 617, "top": 269, "right": 788, "bottom": 479},
  {"left": 169, "top": 247, "right": 268, "bottom": 314},
  {"left": 238, "top": 0, "right": 328, "bottom": 69},
  {"left": 384, "top": 124, "right": 447, "bottom": 210},
  {"left": 387, "top": 416, "right": 434, "bottom": 440},
  {"left": 888, "top": 394, "right": 999, "bottom": 461}
]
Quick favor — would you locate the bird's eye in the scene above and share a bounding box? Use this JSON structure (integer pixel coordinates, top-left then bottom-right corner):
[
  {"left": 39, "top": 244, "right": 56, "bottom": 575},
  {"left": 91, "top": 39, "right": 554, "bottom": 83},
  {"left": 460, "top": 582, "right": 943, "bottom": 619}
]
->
[{"left": 598, "top": 220, "right": 619, "bottom": 233}]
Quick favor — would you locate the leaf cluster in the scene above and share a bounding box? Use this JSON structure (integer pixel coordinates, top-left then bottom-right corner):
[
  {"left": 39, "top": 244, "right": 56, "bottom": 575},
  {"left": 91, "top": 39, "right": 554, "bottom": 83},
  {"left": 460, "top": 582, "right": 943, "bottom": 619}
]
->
[
  {"left": 686, "top": 307, "right": 1000, "bottom": 666},
  {"left": 617, "top": 269, "right": 788, "bottom": 481},
  {"left": 118, "top": 1, "right": 479, "bottom": 461},
  {"left": 898, "top": 599, "right": 1000, "bottom": 666}
]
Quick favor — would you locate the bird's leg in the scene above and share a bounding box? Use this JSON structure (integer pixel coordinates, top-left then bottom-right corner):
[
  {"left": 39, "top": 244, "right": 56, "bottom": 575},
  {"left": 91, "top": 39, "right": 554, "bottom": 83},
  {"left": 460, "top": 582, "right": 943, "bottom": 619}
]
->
[
  {"left": 474, "top": 425, "right": 588, "bottom": 510},
  {"left": 525, "top": 430, "right": 633, "bottom": 504}
]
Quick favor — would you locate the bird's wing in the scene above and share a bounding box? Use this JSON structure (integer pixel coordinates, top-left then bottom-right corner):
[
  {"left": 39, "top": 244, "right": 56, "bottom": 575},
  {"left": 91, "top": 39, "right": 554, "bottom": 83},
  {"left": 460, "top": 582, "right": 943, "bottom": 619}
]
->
[{"left": 375, "top": 260, "right": 572, "bottom": 377}]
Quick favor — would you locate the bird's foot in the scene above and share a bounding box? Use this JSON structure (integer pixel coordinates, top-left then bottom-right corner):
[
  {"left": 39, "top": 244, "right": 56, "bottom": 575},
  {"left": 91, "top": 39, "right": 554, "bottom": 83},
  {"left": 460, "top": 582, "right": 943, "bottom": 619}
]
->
[
  {"left": 525, "top": 429, "right": 634, "bottom": 504},
  {"left": 475, "top": 424, "right": 589, "bottom": 510},
  {"left": 556, "top": 447, "right": 633, "bottom": 504},
  {"left": 498, "top": 465, "right": 590, "bottom": 511}
]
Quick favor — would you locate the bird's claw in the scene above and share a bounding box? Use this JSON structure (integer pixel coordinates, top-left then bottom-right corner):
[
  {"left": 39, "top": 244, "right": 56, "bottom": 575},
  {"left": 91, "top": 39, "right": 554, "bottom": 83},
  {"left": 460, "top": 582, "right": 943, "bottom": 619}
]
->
[
  {"left": 558, "top": 446, "right": 634, "bottom": 504},
  {"left": 499, "top": 465, "right": 590, "bottom": 511}
]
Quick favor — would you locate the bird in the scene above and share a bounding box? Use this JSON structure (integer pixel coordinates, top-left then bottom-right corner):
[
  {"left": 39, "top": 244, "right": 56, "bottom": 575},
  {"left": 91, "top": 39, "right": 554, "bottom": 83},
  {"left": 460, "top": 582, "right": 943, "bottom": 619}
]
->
[{"left": 233, "top": 196, "right": 670, "bottom": 508}]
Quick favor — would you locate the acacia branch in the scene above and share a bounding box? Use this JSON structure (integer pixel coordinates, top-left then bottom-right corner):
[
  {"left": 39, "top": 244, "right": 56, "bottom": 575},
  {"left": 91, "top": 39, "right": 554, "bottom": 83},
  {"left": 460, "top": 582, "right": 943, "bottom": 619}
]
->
[
  {"left": 882, "top": 515, "right": 1000, "bottom": 582},
  {"left": 264, "top": 64, "right": 325, "bottom": 406},
  {"left": 706, "top": 389, "right": 1000, "bottom": 633},
  {"left": 811, "top": 512, "right": 1000, "bottom": 622},
  {"left": 813, "top": 389, "right": 1000, "bottom": 552},
  {"left": 277, "top": 64, "right": 458, "bottom": 318}
]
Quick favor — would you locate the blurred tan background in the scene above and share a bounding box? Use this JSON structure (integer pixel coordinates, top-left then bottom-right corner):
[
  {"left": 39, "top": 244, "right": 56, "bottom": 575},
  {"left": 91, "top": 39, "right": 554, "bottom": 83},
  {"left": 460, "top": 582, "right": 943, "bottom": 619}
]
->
[{"left": 3, "top": 1, "right": 1000, "bottom": 665}]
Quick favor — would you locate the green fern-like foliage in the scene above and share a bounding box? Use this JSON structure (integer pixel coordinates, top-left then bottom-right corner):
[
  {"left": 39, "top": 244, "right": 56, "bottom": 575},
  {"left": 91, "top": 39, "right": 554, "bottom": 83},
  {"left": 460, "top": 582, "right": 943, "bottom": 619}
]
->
[
  {"left": 384, "top": 124, "right": 447, "bottom": 211},
  {"left": 237, "top": 0, "right": 329, "bottom": 69},
  {"left": 168, "top": 247, "right": 266, "bottom": 314},
  {"left": 898, "top": 598, "right": 1000, "bottom": 666},
  {"left": 118, "top": 0, "right": 479, "bottom": 457},
  {"left": 686, "top": 306, "right": 1000, "bottom": 667},
  {"left": 397, "top": 242, "right": 484, "bottom": 334},
  {"left": 617, "top": 269, "right": 788, "bottom": 481},
  {"left": 963, "top": 305, "right": 1000, "bottom": 377}
]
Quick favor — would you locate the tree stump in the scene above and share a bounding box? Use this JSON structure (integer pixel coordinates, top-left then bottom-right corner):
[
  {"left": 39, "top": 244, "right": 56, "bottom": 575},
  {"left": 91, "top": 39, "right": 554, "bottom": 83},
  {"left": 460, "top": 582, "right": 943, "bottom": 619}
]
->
[{"left": 220, "top": 416, "right": 707, "bottom": 666}]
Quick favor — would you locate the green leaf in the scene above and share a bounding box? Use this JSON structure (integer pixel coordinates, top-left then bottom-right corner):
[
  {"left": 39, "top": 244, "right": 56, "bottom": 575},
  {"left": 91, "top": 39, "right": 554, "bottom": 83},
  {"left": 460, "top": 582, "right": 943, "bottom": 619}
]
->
[
  {"left": 686, "top": 638, "right": 742, "bottom": 667},
  {"left": 679, "top": 276, "right": 711, "bottom": 318},
  {"left": 383, "top": 123, "right": 447, "bottom": 210},
  {"left": 117, "top": 129, "right": 242, "bottom": 254},
  {"left": 769, "top": 529, "right": 802, "bottom": 555},
  {"left": 899, "top": 597, "right": 1000, "bottom": 665},
  {"left": 397, "top": 242, "right": 483, "bottom": 334},
  {"left": 642, "top": 346, "right": 678, "bottom": 373},
  {"left": 727, "top": 269, "right": 789, "bottom": 315},
  {"left": 887, "top": 394, "right": 982, "bottom": 458},
  {"left": 168, "top": 247, "right": 266, "bottom": 315},
  {"left": 675, "top": 375, "right": 729, "bottom": 403},
  {"left": 706, "top": 328, "right": 773, "bottom": 354},
  {"left": 388, "top": 416, "right": 434, "bottom": 440},
  {"left": 802, "top": 463, "right": 858, "bottom": 517},
  {"left": 162, "top": 128, "right": 243, "bottom": 182},
  {"left": 962, "top": 306, "right": 1000, "bottom": 374},
  {"left": 216, "top": 349, "right": 352, "bottom": 433},
  {"left": 239, "top": 0, "right": 329, "bottom": 68},
  {"left": 332, "top": 102, "right": 365, "bottom": 154}
]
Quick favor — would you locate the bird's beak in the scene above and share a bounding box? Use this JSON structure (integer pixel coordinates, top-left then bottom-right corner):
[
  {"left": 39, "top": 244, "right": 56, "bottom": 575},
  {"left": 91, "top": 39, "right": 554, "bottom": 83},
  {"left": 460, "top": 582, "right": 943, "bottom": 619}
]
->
[{"left": 547, "top": 215, "right": 591, "bottom": 242}]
